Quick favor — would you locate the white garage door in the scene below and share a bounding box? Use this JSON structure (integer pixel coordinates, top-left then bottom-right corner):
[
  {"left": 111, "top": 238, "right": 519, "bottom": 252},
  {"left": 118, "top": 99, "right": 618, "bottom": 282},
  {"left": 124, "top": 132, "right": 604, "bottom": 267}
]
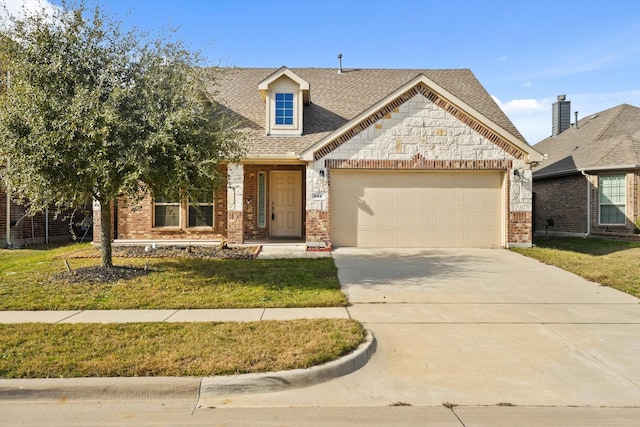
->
[{"left": 330, "top": 170, "right": 503, "bottom": 248}]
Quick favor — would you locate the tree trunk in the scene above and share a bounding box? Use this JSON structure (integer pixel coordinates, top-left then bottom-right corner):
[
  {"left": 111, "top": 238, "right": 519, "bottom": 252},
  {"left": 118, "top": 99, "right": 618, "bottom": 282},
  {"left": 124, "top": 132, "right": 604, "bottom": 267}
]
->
[{"left": 100, "top": 200, "right": 113, "bottom": 269}]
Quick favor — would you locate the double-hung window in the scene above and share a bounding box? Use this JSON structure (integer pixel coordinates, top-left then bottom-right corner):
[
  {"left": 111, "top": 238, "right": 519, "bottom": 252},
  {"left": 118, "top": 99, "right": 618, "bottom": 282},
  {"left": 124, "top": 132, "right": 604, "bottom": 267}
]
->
[
  {"left": 154, "top": 194, "right": 180, "bottom": 227},
  {"left": 188, "top": 189, "right": 214, "bottom": 227},
  {"left": 275, "top": 93, "right": 294, "bottom": 125},
  {"left": 599, "top": 175, "right": 626, "bottom": 225}
]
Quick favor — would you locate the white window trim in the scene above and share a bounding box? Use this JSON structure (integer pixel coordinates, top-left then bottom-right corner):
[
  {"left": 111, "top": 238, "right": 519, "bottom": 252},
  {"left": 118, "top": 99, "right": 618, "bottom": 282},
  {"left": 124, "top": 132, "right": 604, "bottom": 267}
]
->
[
  {"left": 598, "top": 174, "right": 626, "bottom": 225},
  {"left": 188, "top": 191, "right": 215, "bottom": 228},
  {"left": 273, "top": 92, "right": 295, "bottom": 129},
  {"left": 153, "top": 199, "right": 181, "bottom": 228},
  {"left": 270, "top": 91, "right": 299, "bottom": 132}
]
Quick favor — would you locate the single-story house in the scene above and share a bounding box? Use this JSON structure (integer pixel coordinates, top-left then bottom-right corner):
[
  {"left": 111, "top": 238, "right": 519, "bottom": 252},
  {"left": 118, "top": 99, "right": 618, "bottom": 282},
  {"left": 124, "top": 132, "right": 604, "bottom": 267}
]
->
[
  {"left": 532, "top": 96, "right": 640, "bottom": 239},
  {"left": 94, "top": 66, "right": 543, "bottom": 248}
]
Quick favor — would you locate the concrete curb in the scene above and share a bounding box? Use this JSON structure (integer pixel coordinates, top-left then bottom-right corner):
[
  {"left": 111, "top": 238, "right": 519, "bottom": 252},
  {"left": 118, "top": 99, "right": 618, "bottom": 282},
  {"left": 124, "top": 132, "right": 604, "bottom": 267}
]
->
[
  {"left": 0, "top": 377, "right": 202, "bottom": 401},
  {"left": 199, "top": 327, "right": 376, "bottom": 397},
  {"left": 0, "top": 328, "right": 376, "bottom": 401}
]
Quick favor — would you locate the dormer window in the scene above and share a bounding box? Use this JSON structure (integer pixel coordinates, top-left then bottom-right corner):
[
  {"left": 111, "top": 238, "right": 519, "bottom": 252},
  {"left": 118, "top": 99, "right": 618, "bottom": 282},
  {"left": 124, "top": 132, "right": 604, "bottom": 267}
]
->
[
  {"left": 258, "top": 67, "right": 310, "bottom": 136},
  {"left": 275, "top": 93, "right": 294, "bottom": 125}
]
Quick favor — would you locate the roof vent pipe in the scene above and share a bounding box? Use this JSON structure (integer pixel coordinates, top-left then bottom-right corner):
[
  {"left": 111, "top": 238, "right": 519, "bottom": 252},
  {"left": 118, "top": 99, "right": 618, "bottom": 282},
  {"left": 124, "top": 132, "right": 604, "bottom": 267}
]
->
[
  {"left": 337, "top": 53, "right": 343, "bottom": 74},
  {"left": 574, "top": 111, "right": 579, "bottom": 130}
]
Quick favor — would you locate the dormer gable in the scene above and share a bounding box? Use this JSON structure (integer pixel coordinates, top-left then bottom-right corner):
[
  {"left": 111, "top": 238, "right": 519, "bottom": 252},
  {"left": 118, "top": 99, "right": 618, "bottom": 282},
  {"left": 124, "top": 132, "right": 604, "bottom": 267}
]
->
[{"left": 258, "top": 67, "right": 310, "bottom": 136}]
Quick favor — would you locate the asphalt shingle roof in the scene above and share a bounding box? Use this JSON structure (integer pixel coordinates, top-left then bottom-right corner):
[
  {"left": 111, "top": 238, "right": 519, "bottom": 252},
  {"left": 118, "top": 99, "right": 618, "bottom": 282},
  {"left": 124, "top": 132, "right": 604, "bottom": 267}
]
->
[
  {"left": 211, "top": 67, "right": 527, "bottom": 158},
  {"left": 532, "top": 104, "right": 640, "bottom": 178}
]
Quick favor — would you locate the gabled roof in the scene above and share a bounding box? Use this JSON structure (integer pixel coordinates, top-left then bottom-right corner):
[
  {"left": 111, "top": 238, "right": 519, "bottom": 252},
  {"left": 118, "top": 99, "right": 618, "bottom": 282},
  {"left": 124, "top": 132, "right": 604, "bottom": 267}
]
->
[
  {"left": 532, "top": 104, "right": 640, "bottom": 179},
  {"left": 212, "top": 67, "right": 532, "bottom": 161},
  {"left": 257, "top": 66, "right": 310, "bottom": 104}
]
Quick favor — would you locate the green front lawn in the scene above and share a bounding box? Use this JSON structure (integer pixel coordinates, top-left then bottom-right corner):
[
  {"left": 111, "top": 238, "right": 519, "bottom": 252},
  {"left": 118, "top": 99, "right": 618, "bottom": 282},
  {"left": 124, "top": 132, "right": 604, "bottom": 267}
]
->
[
  {"left": 0, "top": 243, "right": 347, "bottom": 310},
  {"left": 0, "top": 319, "right": 364, "bottom": 378},
  {"left": 512, "top": 237, "right": 640, "bottom": 298}
]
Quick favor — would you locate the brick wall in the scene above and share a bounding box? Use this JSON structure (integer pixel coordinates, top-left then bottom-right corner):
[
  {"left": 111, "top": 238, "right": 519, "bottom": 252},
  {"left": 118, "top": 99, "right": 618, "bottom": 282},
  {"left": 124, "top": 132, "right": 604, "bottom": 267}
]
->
[
  {"left": 509, "top": 211, "right": 532, "bottom": 244},
  {"left": 95, "top": 166, "right": 228, "bottom": 243},
  {"left": 92, "top": 201, "right": 115, "bottom": 244},
  {"left": 306, "top": 209, "right": 330, "bottom": 243},
  {"left": 533, "top": 174, "right": 588, "bottom": 235},
  {"left": 533, "top": 171, "right": 640, "bottom": 238}
]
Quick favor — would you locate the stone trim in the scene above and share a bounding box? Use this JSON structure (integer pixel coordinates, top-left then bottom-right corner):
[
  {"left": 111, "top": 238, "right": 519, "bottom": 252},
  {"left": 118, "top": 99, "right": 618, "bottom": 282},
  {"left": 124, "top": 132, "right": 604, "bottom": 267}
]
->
[
  {"left": 314, "top": 82, "right": 525, "bottom": 161},
  {"left": 325, "top": 155, "right": 512, "bottom": 171}
]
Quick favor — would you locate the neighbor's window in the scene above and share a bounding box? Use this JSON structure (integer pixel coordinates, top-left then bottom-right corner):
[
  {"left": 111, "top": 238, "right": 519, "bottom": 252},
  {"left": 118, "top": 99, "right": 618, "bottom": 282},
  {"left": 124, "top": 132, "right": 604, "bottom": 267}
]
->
[
  {"left": 258, "top": 172, "right": 266, "bottom": 228},
  {"left": 154, "top": 194, "right": 180, "bottom": 227},
  {"left": 188, "top": 189, "right": 214, "bottom": 227},
  {"left": 599, "top": 175, "right": 626, "bottom": 224},
  {"left": 275, "top": 92, "right": 294, "bottom": 125}
]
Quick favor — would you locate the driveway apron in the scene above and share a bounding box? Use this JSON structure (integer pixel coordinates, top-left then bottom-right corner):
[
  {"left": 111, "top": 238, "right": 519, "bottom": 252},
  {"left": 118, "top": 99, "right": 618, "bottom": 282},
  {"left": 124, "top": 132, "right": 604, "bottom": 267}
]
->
[{"left": 202, "top": 247, "right": 640, "bottom": 409}]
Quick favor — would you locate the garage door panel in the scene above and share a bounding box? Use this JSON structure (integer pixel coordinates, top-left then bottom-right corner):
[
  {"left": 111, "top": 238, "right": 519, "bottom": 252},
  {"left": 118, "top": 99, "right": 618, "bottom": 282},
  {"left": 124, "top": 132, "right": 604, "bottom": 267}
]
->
[{"left": 331, "top": 171, "right": 502, "bottom": 248}]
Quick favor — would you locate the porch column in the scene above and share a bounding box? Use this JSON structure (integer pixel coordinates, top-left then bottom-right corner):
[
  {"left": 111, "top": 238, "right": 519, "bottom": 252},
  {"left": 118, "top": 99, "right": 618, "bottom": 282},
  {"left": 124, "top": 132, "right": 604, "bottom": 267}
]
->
[
  {"left": 227, "top": 163, "right": 244, "bottom": 244},
  {"left": 305, "top": 162, "right": 331, "bottom": 244}
]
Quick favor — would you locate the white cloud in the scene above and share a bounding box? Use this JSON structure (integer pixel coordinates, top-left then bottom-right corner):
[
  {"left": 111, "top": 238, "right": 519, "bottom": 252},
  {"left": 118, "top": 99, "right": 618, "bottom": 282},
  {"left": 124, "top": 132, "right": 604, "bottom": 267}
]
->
[
  {"left": 522, "top": 82, "right": 531, "bottom": 88},
  {"left": 2, "top": 0, "right": 57, "bottom": 15},
  {"left": 498, "top": 55, "right": 508, "bottom": 62},
  {"left": 0, "top": 0, "right": 59, "bottom": 28},
  {"left": 491, "top": 96, "right": 548, "bottom": 114}
]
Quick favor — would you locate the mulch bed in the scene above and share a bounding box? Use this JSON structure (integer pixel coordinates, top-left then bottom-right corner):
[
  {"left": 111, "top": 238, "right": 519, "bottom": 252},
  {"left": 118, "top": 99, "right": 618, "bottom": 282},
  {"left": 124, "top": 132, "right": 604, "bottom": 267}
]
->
[
  {"left": 54, "top": 265, "right": 152, "bottom": 284},
  {"left": 54, "top": 245, "right": 260, "bottom": 284},
  {"left": 111, "top": 245, "right": 259, "bottom": 259}
]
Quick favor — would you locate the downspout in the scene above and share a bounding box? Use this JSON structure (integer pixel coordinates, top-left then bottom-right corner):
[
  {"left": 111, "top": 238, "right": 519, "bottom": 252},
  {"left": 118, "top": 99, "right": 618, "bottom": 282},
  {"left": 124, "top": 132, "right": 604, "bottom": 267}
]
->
[
  {"left": 45, "top": 207, "right": 49, "bottom": 245},
  {"left": 581, "top": 171, "right": 591, "bottom": 237}
]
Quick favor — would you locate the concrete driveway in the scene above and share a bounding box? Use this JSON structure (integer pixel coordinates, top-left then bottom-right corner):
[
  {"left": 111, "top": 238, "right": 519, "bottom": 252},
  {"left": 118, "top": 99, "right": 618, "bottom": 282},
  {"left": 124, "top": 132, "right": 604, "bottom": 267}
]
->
[{"left": 202, "top": 248, "right": 640, "bottom": 409}]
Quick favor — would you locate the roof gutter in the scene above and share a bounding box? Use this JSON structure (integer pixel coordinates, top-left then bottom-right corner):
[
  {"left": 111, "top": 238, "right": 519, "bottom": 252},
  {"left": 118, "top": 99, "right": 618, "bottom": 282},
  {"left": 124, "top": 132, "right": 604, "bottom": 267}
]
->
[
  {"left": 534, "top": 164, "right": 640, "bottom": 181},
  {"left": 243, "top": 155, "right": 304, "bottom": 165},
  {"left": 581, "top": 164, "right": 639, "bottom": 173}
]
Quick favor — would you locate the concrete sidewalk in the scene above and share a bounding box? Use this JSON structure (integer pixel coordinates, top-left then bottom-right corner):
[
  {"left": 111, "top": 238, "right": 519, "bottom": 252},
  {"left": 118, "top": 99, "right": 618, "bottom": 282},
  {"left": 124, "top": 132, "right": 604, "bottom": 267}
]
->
[{"left": 0, "top": 307, "right": 350, "bottom": 324}]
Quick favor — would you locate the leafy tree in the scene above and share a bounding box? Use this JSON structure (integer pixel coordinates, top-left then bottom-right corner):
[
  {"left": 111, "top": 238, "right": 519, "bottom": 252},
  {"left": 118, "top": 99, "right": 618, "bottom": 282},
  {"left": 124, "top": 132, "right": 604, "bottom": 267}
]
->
[{"left": 0, "top": 1, "right": 244, "bottom": 268}]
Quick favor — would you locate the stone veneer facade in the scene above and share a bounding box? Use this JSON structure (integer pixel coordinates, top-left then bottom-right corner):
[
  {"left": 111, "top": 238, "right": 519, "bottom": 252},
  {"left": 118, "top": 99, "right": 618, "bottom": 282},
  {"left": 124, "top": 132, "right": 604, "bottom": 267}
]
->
[{"left": 305, "top": 91, "right": 534, "bottom": 247}]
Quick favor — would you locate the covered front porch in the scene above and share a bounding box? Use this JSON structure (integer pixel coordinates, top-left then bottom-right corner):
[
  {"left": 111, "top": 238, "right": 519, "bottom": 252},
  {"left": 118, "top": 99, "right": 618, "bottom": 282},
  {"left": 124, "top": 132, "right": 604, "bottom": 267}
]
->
[{"left": 227, "top": 163, "right": 307, "bottom": 244}]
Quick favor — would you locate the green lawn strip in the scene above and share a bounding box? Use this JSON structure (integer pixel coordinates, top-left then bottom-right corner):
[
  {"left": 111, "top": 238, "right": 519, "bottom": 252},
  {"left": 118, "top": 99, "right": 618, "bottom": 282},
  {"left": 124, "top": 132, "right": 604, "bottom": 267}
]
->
[
  {"left": 512, "top": 237, "right": 640, "bottom": 298},
  {"left": 0, "top": 319, "right": 364, "bottom": 378},
  {"left": 0, "top": 244, "right": 347, "bottom": 310}
]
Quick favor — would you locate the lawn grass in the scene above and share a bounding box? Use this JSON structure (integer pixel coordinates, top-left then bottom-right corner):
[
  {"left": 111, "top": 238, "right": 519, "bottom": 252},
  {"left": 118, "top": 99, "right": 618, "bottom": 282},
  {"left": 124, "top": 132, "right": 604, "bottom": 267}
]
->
[
  {"left": 0, "top": 243, "right": 347, "bottom": 310},
  {"left": 0, "top": 319, "right": 364, "bottom": 378},
  {"left": 512, "top": 237, "right": 640, "bottom": 298}
]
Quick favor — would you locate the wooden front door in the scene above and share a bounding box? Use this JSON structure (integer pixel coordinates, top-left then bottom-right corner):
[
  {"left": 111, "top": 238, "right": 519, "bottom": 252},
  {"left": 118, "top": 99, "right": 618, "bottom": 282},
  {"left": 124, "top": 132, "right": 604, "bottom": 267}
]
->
[{"left": 271, "top": 171, "right": 302, "bottom": 237}]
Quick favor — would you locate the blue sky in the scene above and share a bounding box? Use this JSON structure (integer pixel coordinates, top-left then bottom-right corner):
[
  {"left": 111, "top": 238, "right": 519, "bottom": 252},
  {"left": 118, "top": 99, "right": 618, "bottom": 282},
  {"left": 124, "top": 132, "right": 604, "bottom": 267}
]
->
[{"left": 4, "top": 0, "right": 640, "bottom": 144}]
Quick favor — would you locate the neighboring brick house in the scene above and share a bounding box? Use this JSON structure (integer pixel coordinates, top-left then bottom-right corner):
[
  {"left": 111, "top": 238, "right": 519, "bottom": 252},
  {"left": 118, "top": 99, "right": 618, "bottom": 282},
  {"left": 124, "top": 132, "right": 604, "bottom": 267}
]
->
[
  {"left": 95, "top": 66, "right": 543, "bottom": 248},
  {"left": 532, "top": 97, "right": 640, "bottom": 239}
]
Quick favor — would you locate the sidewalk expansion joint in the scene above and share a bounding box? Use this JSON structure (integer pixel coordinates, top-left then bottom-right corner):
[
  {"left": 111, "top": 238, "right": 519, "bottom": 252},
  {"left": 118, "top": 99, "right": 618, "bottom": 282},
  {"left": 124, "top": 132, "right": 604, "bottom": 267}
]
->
[
  {"left": 56, "top": 311, "right": 83, "bottom": 324},
  {"left": 162, "top": 310, "right": 180, "bottom": 322}
]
